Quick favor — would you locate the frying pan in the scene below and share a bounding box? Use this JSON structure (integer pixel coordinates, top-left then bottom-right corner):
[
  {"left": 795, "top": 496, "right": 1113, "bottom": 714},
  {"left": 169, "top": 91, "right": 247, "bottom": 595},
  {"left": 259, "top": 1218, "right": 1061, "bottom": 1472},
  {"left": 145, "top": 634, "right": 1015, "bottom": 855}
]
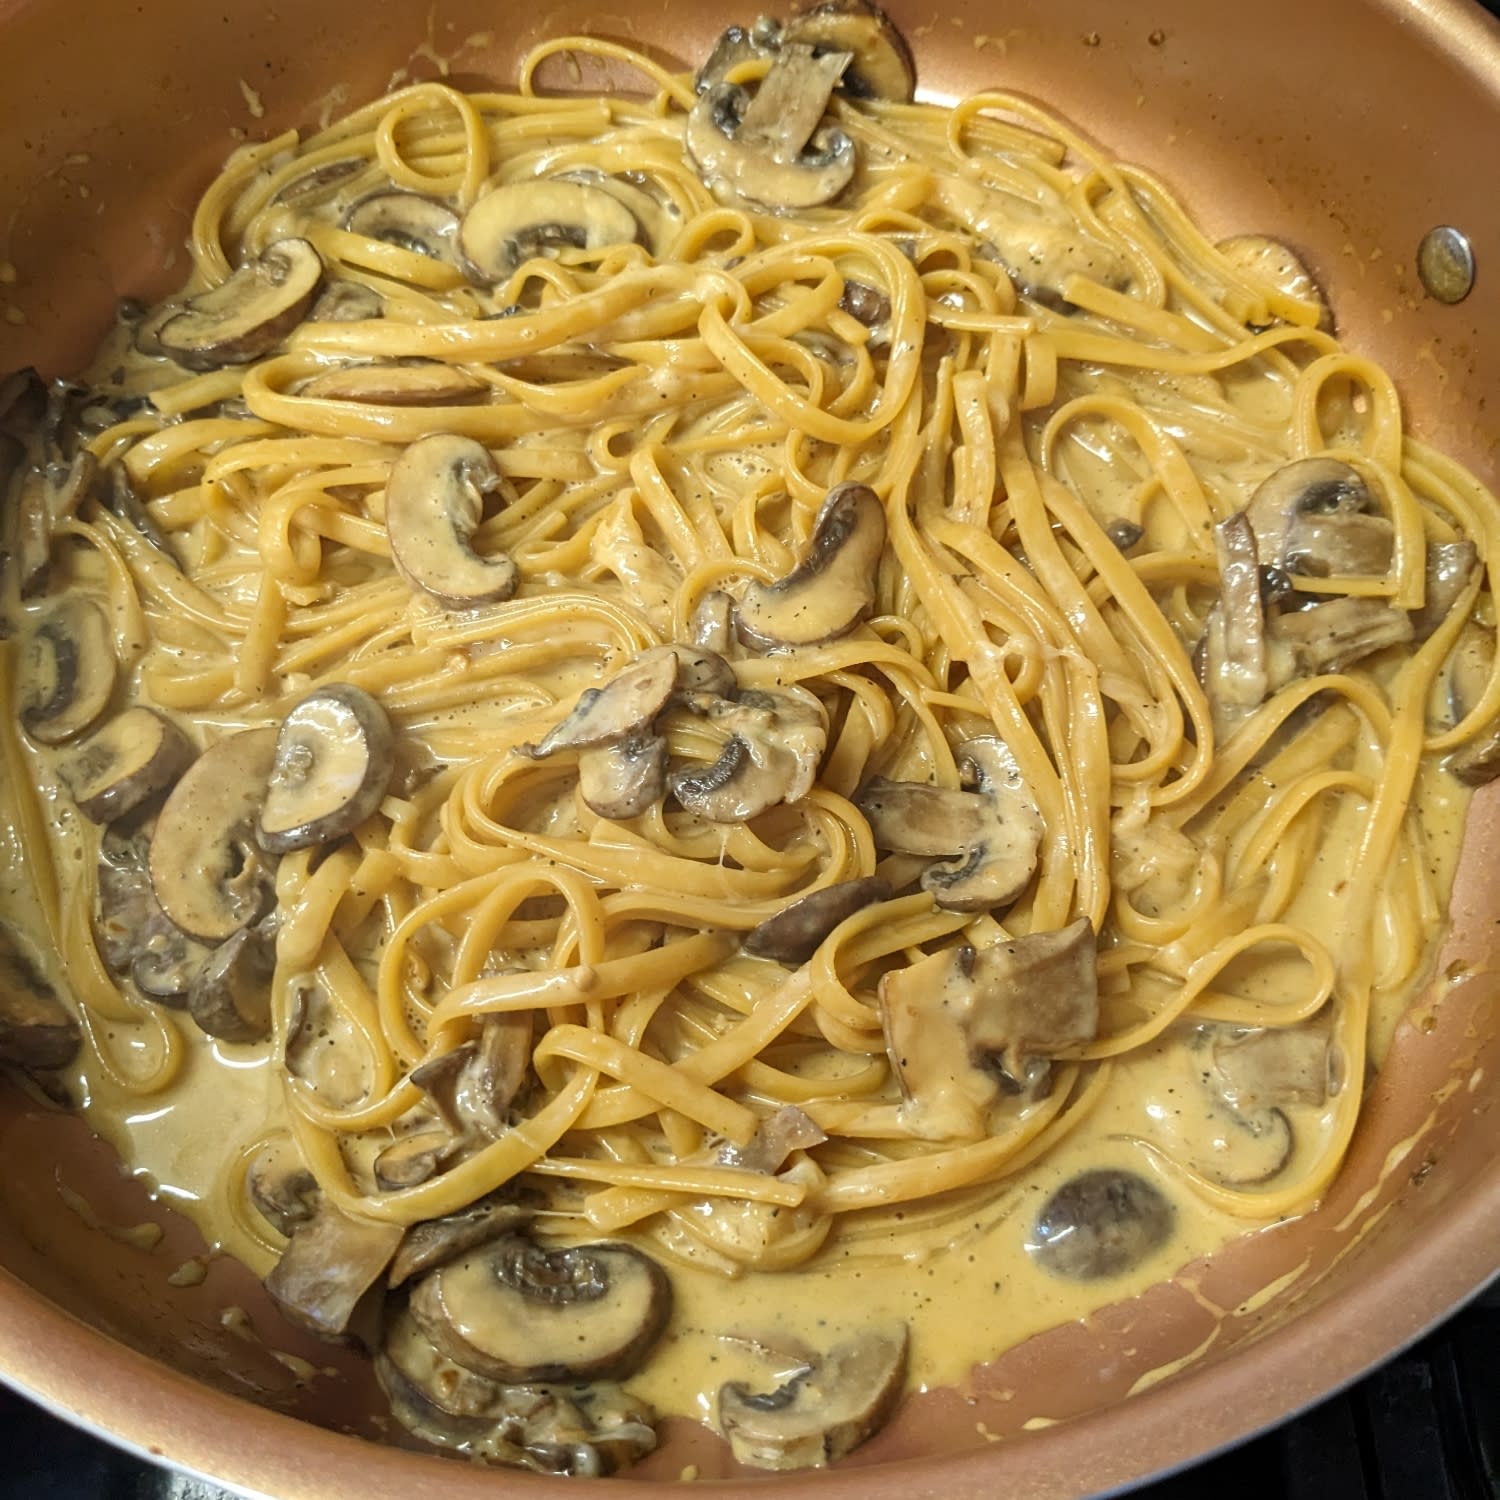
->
[{"left": 1, "top": 0, "right": 1498, "bottom": 1494}]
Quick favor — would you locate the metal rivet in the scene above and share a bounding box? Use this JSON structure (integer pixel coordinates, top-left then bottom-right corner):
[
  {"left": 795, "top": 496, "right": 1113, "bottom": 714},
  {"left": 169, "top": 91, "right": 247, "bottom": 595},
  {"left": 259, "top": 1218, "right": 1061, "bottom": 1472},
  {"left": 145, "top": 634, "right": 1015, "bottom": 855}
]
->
[{"left": 1417, "top": 226, "right": 1475, "bottom": 305}]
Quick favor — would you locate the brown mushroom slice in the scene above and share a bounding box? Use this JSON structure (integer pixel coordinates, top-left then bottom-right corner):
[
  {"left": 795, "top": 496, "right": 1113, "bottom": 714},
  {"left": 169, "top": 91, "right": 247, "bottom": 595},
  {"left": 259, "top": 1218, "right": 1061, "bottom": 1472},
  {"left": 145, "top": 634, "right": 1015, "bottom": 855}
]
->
[
  {"left": 736, "top": 484, "right": 886, "bottom": 648},
  {"left": 388, "top": 1198, "right": 533, "bottom": 1289},
  {"left": 691, "top": 590, "right": 735, "bottom": 654},
  {"left": 272, "top": 157, "right": 363, "bottom": 206},
  {"left": 669, "top": 689, "right": 826, "bottom": 823},
  {"left": 717, "top": 1324, "right": 908, "bottom": 1471},
  {"left": 1216, "top": 234, "right": 1331, "bottom": 328},
  {"left": 1028, "top": 1169, "right": 1175, "bottom": 1280},
  {"left": 694, "top": 17, "right": 782, "bottom": 93},
  {"left": 408, "top": 1234, "right": 672, "bottom": 1383},
  {"left": 265, "top": 1202, "right": 405, "bottom": 1339},
  {"left": 18, "top": 597, "right": 117, "bottom": 745},
  {"left": 411, "top": 1012, "right": 534, "bottom": 1139},
  {"left": 783, "top": 0, "right": 916, "bottom": 102},
  {"left": 300, "top": 361, "right": 486, "bottom": 407},
  {"left": 186, "top": 921, "right": 275, "bottom": 1043},
  {"left": 373, "top": 1131, "right": 451, "bottom": 1191},
  {"left": 879, "top": 920, "right": 1097, "bottom": 1138},
  {"left": 520, "top": 652, "right": 679, "bottom": 759},
  {"left": 1201, "top": 511, "right": 1271, "bottom": 725},
  {"left": 646, "top": 642, "right": 738, "bottom": 699},
  {"left": 149, "top": 727, "right": 279, "bottom": 943},
  {"left": 858, "top": 738, "right": 1043, "bottom": 912},
  {"left": 157, "top": 238, "right": 323, "bottom": 371},
  {"left": 1270, "top": 596, "right": 1414, "bottom": 675},
  {"left": 838, "top": 277, "right": 892, "bottom": 333},
  {"left": 285, "top": 974, "right": 372, "bottom": 1108},
  {"left": 258, "top": 683, "right": 395, "bottom": 854},
  {"left": 0, "top": 924, "right": 80, "bottom": 1072},
  {"left": 247, "top": 1136, "right": 322, "bottom": 1239},
  {"left": 60, "top": 707, "right": 195, "bottom": 824},
  {"left": 378, "top": 1306, "right": 658, "bottom": 1475},
  {"left": 1411, "top": 538, "right": 1479, "bottom": 640},
  {"left": 311, "top": 281, "right": 384, "bottom": 322},
  {"left": 1243, "top": 457, "right": 1377, "bottom": 573},
  {"left": 578, "top": 736, "right": 670, "bottom": 820},
  {"left": 12, "top": 450, "right": 99, "bottom": 594},
  {"left": 384, "top": 433, "right": 518, "bottom": 608},
  {"left": 101, "top": 464, "right": 175, "bottom": 557},
  {"left": 344, "top": 192, "right": 460, "bottom": 261},
  {"left": 686, "top": 44, "right": 857, "bottom": 212},
  {"left": 1444, "top": 623, "right": 1500, "bottom": 785},
  {"left": 743, "top": 876, "right": 891, "bottom": 964},
  {"left": 1283, "top": 512, "right": 1394, "bottom": 578},
  {"left": 459, "top": 181, "right": 639, "bottom": 284},
  {"left": 1211, "top": 1025, "right": 1331, "bottom": 1113}
]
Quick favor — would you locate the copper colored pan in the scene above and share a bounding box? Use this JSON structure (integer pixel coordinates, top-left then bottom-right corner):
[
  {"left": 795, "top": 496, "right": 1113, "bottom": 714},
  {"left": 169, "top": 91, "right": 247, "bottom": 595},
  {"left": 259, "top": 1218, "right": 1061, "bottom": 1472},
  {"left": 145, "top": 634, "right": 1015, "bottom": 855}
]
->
[{"left": 1, "top": 0, "right": 1499, "bottom": 1495}]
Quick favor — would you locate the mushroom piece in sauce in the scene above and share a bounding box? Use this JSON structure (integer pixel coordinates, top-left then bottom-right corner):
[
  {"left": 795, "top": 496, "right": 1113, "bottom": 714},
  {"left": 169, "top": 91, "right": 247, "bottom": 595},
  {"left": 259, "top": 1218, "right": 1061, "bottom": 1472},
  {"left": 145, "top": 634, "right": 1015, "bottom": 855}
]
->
[
  {"left": 186, "top": 919, "right": 276, "bottom": 1044},
  {"left": 0, "top": 923, "right": 81, "bottom": 1073},
  {"left": 735, "top": 483, "right": 886, "bottom": 648},
  {"left": 1242, "top": 457, "right": 1388, "bottom": 578},
  {"left": 1028, "top": 1168, "right": 1175, "bottom": 1280},
  {"left": 458, "top": 181, "right": 640, "bottom": 283},
  {"left": 577, "top": 737, "right": 672, "bottom": 821},
  {"left": 257, "top": 683, "right": 396, "bottom": 854},
  {"left": 60, "top": 706, "right": 195, "bottom": 824},
  {"left": 388, "top": 1198, "right": 534, "bottom": 1289},
  {"left": 18, "top": 596, "right": 117, "bottom": 746},
  {"left": 343, "top": 192, "right": 461, "bottom": 261},
  {"left": 300, "top": 362, "right": 487, "bottom": 407},
  {"left": 855, "top": 736, "right": 1044, "bottom": 912},
  {"left": 1270, "top": 595, "right": 1414, "bottom": 675},
  {"left": 782, "top": 0, "right": 915, "bottom": 102},
  {"left": 742, "top": 875, "right": 890, "bottom": 964},
  {"left": 717, "top": 1324, "right": 908, "bottom": 1470},
  {"left": 1442, "top": 622, "right": 1500, "bottom": 785},
  {"left": 246, "top": 1136, "right": 322, "bottom": 1239},
  {"left": 408, "top": 1234, "right": 672, "bottom": 1384},
  {"left": 384, "top": 433, "right": 518, "bottom": 608},
  {"left": 685, "top": 43, "right": 858, "bottom": 212},
  {"left": 668, "top": 687, "right": 826, "bottom": 822},
  {"left": 265, "top": 1202, "right": 405, "bottom": 1339},
  {"left": 157, "top": 238, "right": 324, "bottom": 370},
  {"left": 149, "top": 727, "right": 279, "bottom": 944}
]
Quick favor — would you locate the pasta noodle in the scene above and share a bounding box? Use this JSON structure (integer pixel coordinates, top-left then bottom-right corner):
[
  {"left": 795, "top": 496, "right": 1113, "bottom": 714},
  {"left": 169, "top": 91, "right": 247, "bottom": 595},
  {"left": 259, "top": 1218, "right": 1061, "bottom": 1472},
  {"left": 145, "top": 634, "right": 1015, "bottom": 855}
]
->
[{"left": 2, "top": 12, "right": 1497, "bottom": 1473}]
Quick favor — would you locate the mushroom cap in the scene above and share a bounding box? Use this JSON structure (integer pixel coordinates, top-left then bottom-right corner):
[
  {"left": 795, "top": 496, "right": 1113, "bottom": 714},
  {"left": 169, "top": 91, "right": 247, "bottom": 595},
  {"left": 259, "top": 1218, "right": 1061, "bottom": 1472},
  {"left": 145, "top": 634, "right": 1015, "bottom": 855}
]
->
[
  {"left": 343, "top": 192, "right": 460, "bottom": 262},
  {"left": 265, "top": 1202, "right": 405, "bottom": 1338},
  {"left": 246, "top": 1136, "right": 322, "bottom": 1239},
  {"left": 383, "top": 433, "right": 518, "bottom": 608},
  {"left": 300, "top": 361, "right": 487, "bottom": 407},
  {"left": 186, "top": 921, "right": 275, "bottom": 1043},
  {"left": 743, "top": 876, "right": 891, "bottom": 964},
  {"left": 149, "top": 727, "right": 279, "bottom": 943},
  {"left": 408, "top": 1234, "right": 672, "bottom": 1384},
  {"left": 459, "top": 180, "right": 640, "bottom": 284},
  {"left": 60, "top": 706, "right": 195, "bottom": 824},
  {"left": 1028, "top": 1168, "right": 1174, "bottom": 1280},
  {"left": 717, "top": 1324, "right": 908, "bottom": 1470},
  {"left": 735, "top": 483, "right": 886, "bottom": 648},
  {"left": 521, "top": 651, "right": 679, "bottom": 759},
  {"left": 258, "top": 682, "right": 396, "bottom": 854},
  {"left": 578, "top": 736, "right": 670, "bottom": 820},
  {"left": 18, "top": 596, "right": 117, "bottom": 746},
  {"left": 158, "top": 238, "right": 323, "bottom": 371},
  {"left": 783, "top": 0, "right": 916, "bottom": 102}
]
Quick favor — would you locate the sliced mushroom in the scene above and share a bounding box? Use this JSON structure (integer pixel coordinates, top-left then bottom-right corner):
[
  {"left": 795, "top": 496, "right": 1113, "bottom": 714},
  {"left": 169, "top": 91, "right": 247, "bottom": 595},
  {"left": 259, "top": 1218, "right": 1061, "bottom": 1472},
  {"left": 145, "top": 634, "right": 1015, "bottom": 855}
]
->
[
  {"left": 265, "top": 1202, "right": 405, "bottom": 1339},
  {"left": 1270, "top": 595, "right": 1414, "bottom": 675},
  {"left": 93, "top": 823, "right": 209, "bottom": 1005},
  {"left": 101, "top": 464, "right": 175, "bottom": 557},
  {"left": 60, "top": 707, "right": 195, "bottom": 824},
  {"left": 158, "top": 239, "right": 323, "bottom": 371},
  {"left": 459, "top": 182, "right": 639, "bottom": 284},
  {"left": 1444, "top": 623, "right": 1500, "bottom": 785},
  {"left": 310, "top": 281, "right": 384, "bottom": 322},
  {"left": 11, "top": 450, "right": 99, "bottom": 594},
  {"left": 880, "top": 920, "right": 1097, "bottom": 1138},
  {"left": 374, "top": 1131, "right": 451, "bottom": 1191},
  {"left": 736, "top": 484, "right": 886, "bottom": 648},
  {"left": 743, "top": 876, "right": 890, "bottom": 963},
  {"left": 411, "top": 1012, "right": 534, "bottom": 1139},
  {"left": 686, "top": 44, "right": 858, "bottom": 212},
  {"left": 389, "top": 1198, "right": 534, "bottom": 1289},
  {"left": 408, "top": 1234, "right": 672, "bottom": 1383},
  {"left": 783, "top": 0, "right": 915, "bottom": 102},
  {"left": 1411, "top": 538, "right": 1479, "bottom": 640},
  {"left": 669, "top": 688, "right": 826, "bottom": 822},
  {"left": 384, "top": 433, "right": 518, "bottom": 608},
  {"left": 719, "top": 1104, "right": 828, "bottom": 1173},
  {"left": 378, "top": 1305, "right": 658, "bottom": 1475},
  {"left": 300, "top": 361, "right": 486, "bottom": 407},
  {"left": 258, "top": 683, "right": 395, "bottom": 854},
  {"left": 1210, "top": 1024, "right": 1332, "bottom": 1112},
  {"left": 838, "top": 277, "right": 892, "bottom": 333},
  {"left": 285, "top": 973, "right": 372, "bottom": 1108},
  {"left": 1216, "top": 234, "right": 1331, "bottom": 329},
  {"left": 0, "top": 923, "right": 80, "bottom": 1072},
  {"left": 272, "top": 157, "right": 363, "bottom": 206},
  {"left": 856, "top": 737, "right": 1043, "bottom": 912},
  {"left": 1199, "top": 510, "right": 1277, "bottom": 731},
  {"left": 520, "top": 652, "right": 679, "bottom": 759},
  {"left": 717, "top": 1324, "right": 908, "bottom": 1471},
  {"left": 1243, "top": 457, "right": 1379, "bottom": 575},
  {"left": 691, "top": 590, "right": 736, "bottom": 654},
  {"left": 150, "top": 728, "right": 279, "bottom": 943},
  {"left": 694, "top": 17, "right": 782, "bottom": 93},
  {"left": 247, "top": 1136, "right": 322, "bottom": 1239},
  {"left": 1027, "top": 1168, "right": 1175, "bottom": 1280},
  {"left": 578, "top": 736, "right": 670, "bottom": 820},
  {"left": 187, "top": 920, "right": 275, "bottom": 1043},
  {"left": 344, "top": 192, "right": 461, "bottom": 261},
  {"left": 18, "top": 597, "right": 117, "bottom": 745},
  {"left": 647, "top": 642, "right": 738, "bottom": 698}
]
